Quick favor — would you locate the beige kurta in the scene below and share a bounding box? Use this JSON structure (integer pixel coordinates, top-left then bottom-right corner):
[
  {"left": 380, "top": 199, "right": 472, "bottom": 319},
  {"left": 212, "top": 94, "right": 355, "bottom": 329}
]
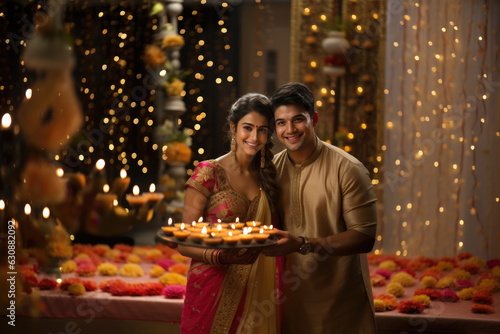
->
[{"left": 274, "top": 139, "right": 377, "bottom": 334}]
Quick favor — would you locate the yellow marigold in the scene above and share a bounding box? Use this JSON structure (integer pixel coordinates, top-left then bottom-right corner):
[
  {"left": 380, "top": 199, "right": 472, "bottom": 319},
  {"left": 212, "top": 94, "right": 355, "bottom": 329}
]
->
[
  {"left": 373, "top": 299, "right": 387, "bottom": 312},
  {"left": 145, "top": 249, "right": 163, "bottom": 262},
  {"left": 412, "top": 294, "right": 431, "bottom": 307},
  {"left": 75, "top": 253, "right": 90, "bottom": 259},
  {"left": 165, "top": 78, "right": 185, "bottom": 96},
  {"left": 172, "top": 253, "right": 190, "bottom": 263},
  {"left": 386, "top": 282, "right": 404, "bottom": 297},
  {"left": 451, "top": 269, "right": 471, "bottom": 281},
  {"left": 61, "top": 260, "right": 77, "bottom": 273},
  {"left": 67, "top": 283, "right": 86, "bottom": 296},
  {"left": 379, "top": 260, "right": 397, "bottom": 272},
  {"left": 391, "top": 272, "right": 415, "bottom": 287},
  {"left": 132, "top": 247, "right": 149, "bottom": 257},
  {"left": 492, "top": 266, "right": 500, "bottom": 278},
  {"left": 119, "top": 263, "right": 144, "bottom": 277},
  {"left": 457, "top": 287, "right": 477, "bottom": 300},
  {"left": 478, "top": 279, "right": 500, "bottom": 292},
  {"left": 466, "top": 256, "right": 485, "bottom": 268},
  {"left": 143, "top": 44, "right": 167, "bottom": 68},
  {"left": 437, "top": 261, "right": 454, "bottom": 271},
  {"left": 127, "top": 254, "right": 142, "bottom": 264},
  {"left": 162, "top": 34, "right": 184, "bottom": 48},
  {"left": 97, "top": 262, "right": 118, "bottom": 276},
  {"left": 150, "top": 265, "right": 165, "bottom": 278},
  {"left": 420, "top": 276, "right": 437, "bottom": 288},
  {"left": 435, "top": 276, "right": 455, "bottom": 289},
  {"left": 106, "top": 249, "right": 121, "bottom": 260},
  {"left": 159, "top": 272, "right": 187, "bottom": 286},
  {"left": 47, "top": 241, "right": 73, "bottom": 259}
]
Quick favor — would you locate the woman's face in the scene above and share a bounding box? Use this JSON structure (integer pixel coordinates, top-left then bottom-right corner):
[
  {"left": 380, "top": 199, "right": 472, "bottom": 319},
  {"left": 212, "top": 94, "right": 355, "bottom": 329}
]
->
[{"left": 231, "top": 111, "right": 270, "bottom": 158}]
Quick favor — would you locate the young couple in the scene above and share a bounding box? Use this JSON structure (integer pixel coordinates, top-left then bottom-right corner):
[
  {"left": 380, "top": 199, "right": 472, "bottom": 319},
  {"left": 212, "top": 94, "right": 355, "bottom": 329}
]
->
[{"left": 178, "top": 82, "right": 378, "bottom": 334}]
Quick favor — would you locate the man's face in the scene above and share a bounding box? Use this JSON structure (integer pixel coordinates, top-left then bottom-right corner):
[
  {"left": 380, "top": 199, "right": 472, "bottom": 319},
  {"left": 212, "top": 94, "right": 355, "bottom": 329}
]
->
[{"left": 274, "top": 104, "right": 318, "bottom": 160}]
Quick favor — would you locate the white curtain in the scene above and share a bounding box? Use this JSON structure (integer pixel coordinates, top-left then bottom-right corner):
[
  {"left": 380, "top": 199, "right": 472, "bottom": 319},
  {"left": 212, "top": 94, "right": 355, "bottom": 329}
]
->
[{"left": 383, "top": 0, "right": 500, "bottom": 259}]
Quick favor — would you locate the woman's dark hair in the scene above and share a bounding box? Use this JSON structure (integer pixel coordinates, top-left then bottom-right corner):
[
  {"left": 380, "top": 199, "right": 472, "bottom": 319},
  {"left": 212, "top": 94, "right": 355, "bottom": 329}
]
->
[
  {"left": 226, "top": 93, "right": 279, "bottom": 210},
  {"left": 270, "top": 82, "right": 315, "bottom": 117}
]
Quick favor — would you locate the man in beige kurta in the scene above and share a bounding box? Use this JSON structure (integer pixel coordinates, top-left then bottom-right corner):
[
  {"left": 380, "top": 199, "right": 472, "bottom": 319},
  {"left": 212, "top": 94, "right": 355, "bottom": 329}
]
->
[{"left": 264, "top": 82, "right": 377, "bottom": 333}]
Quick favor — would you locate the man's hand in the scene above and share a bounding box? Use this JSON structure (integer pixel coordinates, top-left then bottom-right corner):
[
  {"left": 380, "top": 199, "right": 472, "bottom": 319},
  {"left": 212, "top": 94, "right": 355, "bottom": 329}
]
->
[{"left": 261, "top": 228, "right": 302, "bottom": 257}]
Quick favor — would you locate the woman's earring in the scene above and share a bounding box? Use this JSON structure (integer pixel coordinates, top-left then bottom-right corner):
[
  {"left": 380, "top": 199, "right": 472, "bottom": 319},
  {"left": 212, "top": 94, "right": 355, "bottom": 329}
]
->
[{"left": 260, "top": 147, "right": 265, "bottom": 168}]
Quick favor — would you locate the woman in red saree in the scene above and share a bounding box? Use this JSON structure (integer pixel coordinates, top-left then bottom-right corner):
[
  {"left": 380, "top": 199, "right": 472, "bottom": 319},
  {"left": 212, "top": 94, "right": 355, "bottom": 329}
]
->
[{"left": 178, "top": 93, "right": 282, "bottom": 333}]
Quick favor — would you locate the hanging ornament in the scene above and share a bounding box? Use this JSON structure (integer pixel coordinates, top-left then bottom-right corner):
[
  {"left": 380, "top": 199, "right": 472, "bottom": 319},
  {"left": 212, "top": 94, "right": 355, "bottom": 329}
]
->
[{"left": 322, "top": 30, "right": 350, "bottom": 81}]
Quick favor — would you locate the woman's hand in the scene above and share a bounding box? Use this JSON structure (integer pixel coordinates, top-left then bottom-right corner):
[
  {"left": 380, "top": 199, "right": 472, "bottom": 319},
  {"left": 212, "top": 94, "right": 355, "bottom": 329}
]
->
[{"left": 220, "top": 247, "right": 262, "bottom": 265}]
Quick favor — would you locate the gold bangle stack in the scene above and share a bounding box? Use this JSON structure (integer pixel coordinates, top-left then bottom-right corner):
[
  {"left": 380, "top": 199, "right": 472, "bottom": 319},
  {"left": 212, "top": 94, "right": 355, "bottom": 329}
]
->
[{"left": 202, "top": 249, "right": 223, "bottom": 265}]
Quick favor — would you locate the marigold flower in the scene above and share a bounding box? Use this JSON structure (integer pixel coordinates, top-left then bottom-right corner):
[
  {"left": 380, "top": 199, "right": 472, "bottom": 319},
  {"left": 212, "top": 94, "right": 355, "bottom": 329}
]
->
[
  {"left": 97, "top": 262, "right": 119, "bottom": 276},
  {"left": 143, "top": 44, "right": 167, "bottom": 68},
  {"left": 370, "top": 274, "right": 386, "bottom": 287},
  {"left": 379, "top": 260, "right": 397, "bottom": 272},
  {"left": 61, "top": 260, "right": 77, "bottom": 273},
  {"left": 451, "top": 269, "right": 471, "bottom": 281},
  {"left": 375, "top": 269, "right": 393, "bottom": 279},
  {"left": 76, "top": 263, "right": 97, "bottom": 277},
  {"left": 456, "top": 280, "right": 473, "bottom": 289},
  {"left": 145, "top": 249, "right": 164, "bottom": 263},
  {"left": 414, "top": 288, "right": 441, "bottom": 300},
  {"left": 420, "top": 276, "right": 437, "bottom": 288},
  {"left": 162, "top": 34, "right": 184, "bottom": 48},
  {"left": 38, "top": 278, "right": 58, "bottom": 290},
  {"left": 164, "top": 78, "right": 185, "bottom": 97},
  {"left": 477, "top": 278, "right": 500, "bottom": 293},
  {"left": 168, "top": 263, "right": 189, "bottom": 276},
  {"left": 397, "top": 300, "right": 424, "bottom": 314},
  {"left": 486, "top": 259, "right": 500, "bottom": 269},
  {"left": 375, "top": 293, "right": 397, "bottom": 310},
  {"left": 457, "top": 287, "right": 477, "bottom": 300},
  {"left": 127, "top": 254, "right": 142, "bottom": 264},
  {"left": 412, "top": 294, "right": 431, "bottom": 307},
  {"left": 391, "top": 272, "right": 415, "bottom": 287},
  {"left": 472, "top": 292, "right": 494, "bottom": 305},
  {"left": 435, "top": 276, "right": 456, "bottom": 289},
  {"left": 437, "top": 260, "right": 455, "bottom": 271},
  {"left": 471, "top": 304, "right": 494, "bottom": 314},
  {"left": 119, "top": 263, "right": 144, "bottom": 277},
  {"left": 159, "top": 272, "right": 187, "bottom": 286},
  {"left": 172, "top": 253, "right": 190, "bottom": 263},
  {"left": 68, "top": 283, "right": 86, "bottom": 296},
  {"left": 457, "top": 252, "right": 472, "bottom": 260},
  {"left": 492, "top": 266, "right": 500, "bottom": 279},
  {"left": 440, "top": 289, "right": 459, "bottom": 302},
  {"left": 150, "top": 265, "right": 166, "bottom": 278},
  {"left": 162, "top": 284, "right": 186, "bottom": 299},
  {"left": 386, "top": 282, "right": 404, "bottom": 297},
  {"left": 373, "top": 299, "right": 387, "bottom": 312}
]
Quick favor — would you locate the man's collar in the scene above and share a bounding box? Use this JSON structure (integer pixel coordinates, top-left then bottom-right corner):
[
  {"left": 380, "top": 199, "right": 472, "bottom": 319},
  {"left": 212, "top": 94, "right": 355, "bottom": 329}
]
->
[{"left": 287, "top": 137, "right": 322, "bottom": 167}]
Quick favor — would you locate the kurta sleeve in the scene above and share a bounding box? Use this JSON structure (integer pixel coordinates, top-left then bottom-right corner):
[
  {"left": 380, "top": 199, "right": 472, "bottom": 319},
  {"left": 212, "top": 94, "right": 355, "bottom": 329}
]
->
[
  {"left": 185, "top": 161, "right": 217, "bottom": 198},
  {"left": 340, "top": 162, "right": 377, "bottom": 238}
]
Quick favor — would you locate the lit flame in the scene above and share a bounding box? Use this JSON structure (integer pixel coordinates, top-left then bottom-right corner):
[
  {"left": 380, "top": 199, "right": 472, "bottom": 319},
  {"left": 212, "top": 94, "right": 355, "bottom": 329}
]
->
[
  {"left": 1, "top": 113, "right": 12, "bottom": 129},
  {"left": 132, "top": 185, "right": 140, "bottom": 196},
  {"left": 149, "top": 183, "right": 156, "bottom": 192},
  {"left": 56, "top": 168, "right": 64, "bottom": 177},
  {"left": 168, "top": 218, "right": 172, "bottom": 226},
  {"left": 25, "top": 88, "right": 32, "bottom": 99},
  {"left": 120, "top": 168, "right": 127, "bottom": 178},
  {"left": 180, "top": 223, "right": 185, "bottom": 230},
  {"left": 231, "top": 224, "right": 235, "bottom": 229},
  {"left": 198, "top": 217, "right": 203, "bottom": 222},
  {"left": 202, "top": 226, "right": 208, "bottom": 234},
  {"left": 113, "top": 199, "right": 118, "bottom": 206},
  {"left": 42, "top": 207, "right": 50, "bottom": 219},
  {"left": 235, "top": 217, "right": 240, "bottom": 223},
  {"left": 24, "top": 204, "right": 31, "bottom": 215},
  {"left": 103, "top": 184, "right": 110, "bottom": 193},
  {"left": 192, "top": 221, "right": 196, "bottom": 227},
  {"left": 259, "top": 228, "right": 264, "bottom": 233},
  {"left": 96, "top": 159, "right": 105, "bottom": 170},
  {"left": 217, "top": 224, "right": 222, "bottom": 231}
]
